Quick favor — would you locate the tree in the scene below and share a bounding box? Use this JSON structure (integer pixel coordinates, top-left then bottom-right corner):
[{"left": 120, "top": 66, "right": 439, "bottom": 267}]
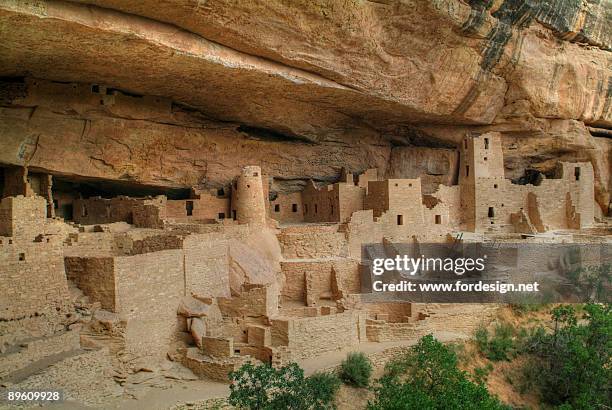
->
[
  {"left": 524, "top": 304, "right": 611, "bottom": 409},
  {"left": 368, "top": 334, "right": 509, "bottom": 410},
  {"left": 228, "top": 362, "right": 340, "bottom": 410}
]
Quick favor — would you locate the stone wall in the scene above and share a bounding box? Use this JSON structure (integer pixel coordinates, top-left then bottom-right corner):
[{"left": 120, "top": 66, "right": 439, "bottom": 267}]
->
[
  {"left": 166, "top": 191, "right": 230, "bottom": 222},
  {"left": 114, "top": 249, "right": 184, "bottom": 360},
  {"left": 0, "top": 195, "right": 47, "bottom": 238},
  {"left": 0, "top": 238, "right": 69, "bottom": 320},
  {"left": 73, "top": 196, "right": 138, "bottom": 225},
  {"left": 270, "top": 192, "right": 303, "bottom": 224},
  {"left": 271, "top": 311, "right": 362, "bottom": 359},
  {"left": 277, "top": 224, "right": 348, "bottom": 259},
  {"left": 65, "top": 256, "right": 115, "bottom": 310},
  {"left": 184, "top": 233, "right": 230, "bottom": 298}
]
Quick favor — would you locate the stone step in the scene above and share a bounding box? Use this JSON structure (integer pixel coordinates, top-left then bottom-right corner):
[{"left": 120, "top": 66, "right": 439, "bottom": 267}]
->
[
  {"left": 2, "top": 348, "right": 87, "bottom": 384},
  {"left": 0, "top": 330, "right": 80, "bottom": 381},
  {"left": 5, "top": 347, "right": 123, "bottom": 407}
]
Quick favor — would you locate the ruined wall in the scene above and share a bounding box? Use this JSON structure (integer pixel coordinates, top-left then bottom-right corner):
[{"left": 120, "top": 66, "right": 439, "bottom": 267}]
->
[
  {"left": 277, "top": 224, "right": 348, "bottom": 259},
  {"left": 0, "top": 195, "right": 47, "bottom": 238},
  {"left": 166, "top": 192, "right": 230, "bottom": 222},
  {"left": 132, "top": 197, "right": 166, "bottom": 229},
  {"left": 114, "top": 249, "right": 184, "bottom": 360},
  {"left": 271, "top": 311, "right": 362, "bottom": 359},
  {"left": 184, "top": 233, "right": 230, "bottom": 299},
  {"left": 73, "top": 196, "right": 138, "bottom": 225},
  {"left": 270, "top": 192, "right": 303, "bottom": 223},
  {"left": 0, "top": 237, "right": 69, "bottom": 320},
  {"left": 64, "top": 256, "right": 115, "bottom": 311}
]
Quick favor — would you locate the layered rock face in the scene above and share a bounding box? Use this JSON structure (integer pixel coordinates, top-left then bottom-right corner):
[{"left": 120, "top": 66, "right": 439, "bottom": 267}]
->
[{"left": 0, "top": 0, "right": 610, "bottom": 210}]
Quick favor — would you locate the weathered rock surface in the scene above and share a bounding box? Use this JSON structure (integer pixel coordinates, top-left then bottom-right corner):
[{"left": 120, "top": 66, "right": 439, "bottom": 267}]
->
[{"left": 0, "top": 0, "right": 610, "bottom": 211}]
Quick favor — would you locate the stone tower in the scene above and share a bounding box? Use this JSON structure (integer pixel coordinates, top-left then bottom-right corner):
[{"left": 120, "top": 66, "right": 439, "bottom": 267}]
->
[
  {"left": 459, "top": 132, "right": 504, "bottom": 231},
  {"left": 231, "top": 166, "right": 267, "bottom": 225}
]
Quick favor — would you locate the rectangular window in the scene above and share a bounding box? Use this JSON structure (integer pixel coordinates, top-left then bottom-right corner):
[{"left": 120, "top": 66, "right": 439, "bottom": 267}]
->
[
  {"left": 292, "top": 204, "right": 298, "bottom": 213},
  {"left": 484, "top": 137, "right": 489, "bottom": 149},
  {"left": 186, "top": 201, "right": 194, "bottom": 216},
  {"left": 232, "top": 210, "right": 237, "bottom": 220},
  {"left": 218, "top": 213, "right": 225, "bottom": 219},
  {"left": 465, "top": 165, "right": 470, "bottom": 177},
  {"left": 217, "top": 188, "right": 225, "bottom": 197},
  {"left": 274, "top": 204, "right": 280, "bottom": 212},
  {"left": 574, "top": 167, "right": 580, "bottom": 181},
  {"left": 488, "top": 207, "right": 494, "bottom": 218},
  {"left": 19, "top": 253, "right": 25, "bottom": 261},
  {"left": 397, "top": 215, "right": 403, "bottom": 225},
  {"left": 435, "top": 215, "right": 441, "bottom": 224}
]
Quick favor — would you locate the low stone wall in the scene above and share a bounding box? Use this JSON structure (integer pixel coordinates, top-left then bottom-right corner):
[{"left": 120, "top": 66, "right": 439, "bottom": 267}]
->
[{"left": 271, "top": 311, "right": 363, "bottom": 359}]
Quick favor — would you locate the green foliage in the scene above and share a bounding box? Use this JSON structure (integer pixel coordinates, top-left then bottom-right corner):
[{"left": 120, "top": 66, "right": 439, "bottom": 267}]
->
[
  {"left": 472, "top": 363, "right": 494, "bottom": 385},
  {"left": 566, "top": 264, "right": 611, "bottom": 303},
  {"left": 368, "top": 334, "right": 509, "bottom": 410},
  {"left": 509, "top": 303, "right": 547, "bottom": 316},
  {"left": 474, "top": 323, "right": 518, "bottom": 361},
  {"left": 228, "top": 362, "right": 340, "bottom": 410},
  {"left": 305, "top": 372, "right": 342, "bottom": 408},
  {"left": 339, "top": 352, "right": 372, "bottom": 388},
  {"left": 523, "top": 304, "right": 612, "bottom": 409}
]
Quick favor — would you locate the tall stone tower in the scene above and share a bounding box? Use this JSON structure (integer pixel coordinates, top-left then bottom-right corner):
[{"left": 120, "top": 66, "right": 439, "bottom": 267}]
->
[
  {"left": 459, "top": 132, "right": 504, "bottom": 231},
  {"left": 231, "top": 166, "right": 267, "bottom": 225}
]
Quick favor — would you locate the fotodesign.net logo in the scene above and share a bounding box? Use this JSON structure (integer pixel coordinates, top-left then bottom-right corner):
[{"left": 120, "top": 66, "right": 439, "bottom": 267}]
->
[{"left": 371, "top": 254, "right": 487, "bottom": 277}]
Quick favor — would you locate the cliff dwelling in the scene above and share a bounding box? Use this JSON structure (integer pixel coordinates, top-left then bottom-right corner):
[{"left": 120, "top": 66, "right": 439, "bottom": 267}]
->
[{"left": 0, "top": 0, "right": 611, "bottom": 408}]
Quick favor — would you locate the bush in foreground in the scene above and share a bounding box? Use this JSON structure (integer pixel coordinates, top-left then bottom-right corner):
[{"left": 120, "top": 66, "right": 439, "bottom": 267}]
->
[
  {"left": 523, "top": 304, "right": 611, "bottom": 409},
  {"left": 228, "top": 362, "right": 340, "bottom": 410},
  {"left": 339, "top": 352, "right": 372, "bottom": 388},
  {"left": 368, "top": 334, "right": 509, "bottom": 410},
  {"left": 474, "top": 323, "right": 518, "bottom": 361}
]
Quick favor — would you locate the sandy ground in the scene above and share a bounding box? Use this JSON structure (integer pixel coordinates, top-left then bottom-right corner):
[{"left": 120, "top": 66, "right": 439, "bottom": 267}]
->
[{"left": 25, "top": 330, "right": 470, "bottom": 410}]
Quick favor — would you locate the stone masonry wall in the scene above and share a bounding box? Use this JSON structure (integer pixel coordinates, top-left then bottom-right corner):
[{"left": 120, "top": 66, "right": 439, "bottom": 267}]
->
[
  {"left": 271, "top": 311, "right": 361, "bottom": 359},
  {"left": 0, "top": 238, "right": 69, "bottom": 320}
]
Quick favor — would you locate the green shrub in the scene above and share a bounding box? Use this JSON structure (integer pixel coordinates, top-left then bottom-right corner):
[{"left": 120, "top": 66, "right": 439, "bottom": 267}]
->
[
  {"left": 305, "top": 372, "right": 341, "bottom": 408},
  {"left": 339, "top": 352, "right": 372, "bottom": 388},
  {"left": 475, "top": 323, "right": 517, "bottom": 361},
  {"left": 509, "top": 303, "right": 547, "bottom": 316},
  {"left": 368, "top": 334, "right": 509, "bottom": 410},
  {"left": 472, "top": 363, "right": 494, "bottom": 385},
  {"left": 523, "top": 304, "right": 611, "bottom": 409},
  {"left": 228, "top": 362, "right": 340, "bottom": 410}
]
